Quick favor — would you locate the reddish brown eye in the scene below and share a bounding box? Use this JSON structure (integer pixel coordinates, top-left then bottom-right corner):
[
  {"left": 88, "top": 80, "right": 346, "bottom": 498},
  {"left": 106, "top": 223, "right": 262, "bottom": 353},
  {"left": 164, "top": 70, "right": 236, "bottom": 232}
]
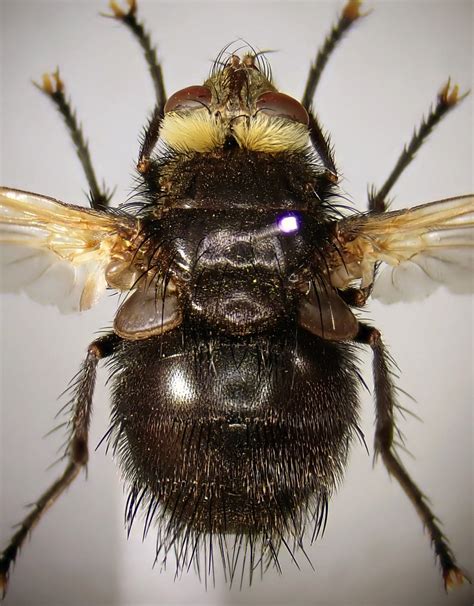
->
[
  {"left": 256, "top": 91, "right": 309, "bottom": 125},
  {"left": 164, "top": 85, "right": 212, "bottom": 113}
]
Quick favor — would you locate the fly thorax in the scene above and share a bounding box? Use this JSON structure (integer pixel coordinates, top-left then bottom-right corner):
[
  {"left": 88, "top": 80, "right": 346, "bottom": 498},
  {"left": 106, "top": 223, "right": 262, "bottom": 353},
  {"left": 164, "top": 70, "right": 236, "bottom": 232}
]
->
[{"left": 188, "top": 231, "right": 288, "bottom": 335}]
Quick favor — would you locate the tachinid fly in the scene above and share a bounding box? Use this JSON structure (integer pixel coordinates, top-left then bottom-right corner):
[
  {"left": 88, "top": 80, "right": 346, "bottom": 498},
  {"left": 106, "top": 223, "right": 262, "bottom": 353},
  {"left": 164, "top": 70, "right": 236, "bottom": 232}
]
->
[{"left": 1, "top": 0, "right": 472, "bottom": 601}]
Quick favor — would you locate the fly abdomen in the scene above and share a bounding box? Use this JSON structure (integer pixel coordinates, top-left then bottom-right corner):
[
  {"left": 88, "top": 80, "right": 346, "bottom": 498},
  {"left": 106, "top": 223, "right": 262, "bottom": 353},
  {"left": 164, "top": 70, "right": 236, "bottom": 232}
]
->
[{"left": 109, "top": 329, "right": 361, "bottom": 548}]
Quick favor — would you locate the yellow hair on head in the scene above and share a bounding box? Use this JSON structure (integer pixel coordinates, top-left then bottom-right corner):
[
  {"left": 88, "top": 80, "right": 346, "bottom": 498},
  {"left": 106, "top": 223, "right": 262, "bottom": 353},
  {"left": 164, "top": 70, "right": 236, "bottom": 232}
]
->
[
  {"left": 159, "top": 111, "right": 226, "bottom": 153},
  {"left": 159, "top": 110, "right": 310, "bottom": 154},
  {"left": 233, "top": 114, "right": 310, "bottom": 153}
]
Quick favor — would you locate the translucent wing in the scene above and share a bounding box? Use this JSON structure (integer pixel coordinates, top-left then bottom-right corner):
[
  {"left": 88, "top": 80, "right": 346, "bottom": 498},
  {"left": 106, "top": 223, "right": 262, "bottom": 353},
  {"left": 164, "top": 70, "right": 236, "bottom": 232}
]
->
[
  {"left": 329, "top": 195, "right": 474, "bottom": 303},
  {"left": 0, "top": 187, "right": 141, "bottom": 312}
]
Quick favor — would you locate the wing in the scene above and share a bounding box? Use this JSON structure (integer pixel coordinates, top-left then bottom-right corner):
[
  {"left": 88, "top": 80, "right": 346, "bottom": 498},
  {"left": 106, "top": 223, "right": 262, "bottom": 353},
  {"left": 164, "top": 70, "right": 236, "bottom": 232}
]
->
[
  {"left": 0, "top": 187, "right": 142, "bottom": 312},
  {"left": 328, "top": 195, "right": 474, "bottom": 303}
]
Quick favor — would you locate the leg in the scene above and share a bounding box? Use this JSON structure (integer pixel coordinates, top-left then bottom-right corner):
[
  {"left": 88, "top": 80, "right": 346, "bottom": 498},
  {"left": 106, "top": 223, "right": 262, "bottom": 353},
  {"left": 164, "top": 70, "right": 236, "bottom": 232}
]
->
[
  {"left": 307, "top": 111, "right": 338, "bottom": 180},
  {"left": 302, "top": 0, "right": 364, "bottom": 108},
  {"left": 35, "top": 70, "right": 112, "bottom": 210},
  {"left": 369, "top": 81, "right": 467, "bottom": 212},
  {"left": 355, "top": 323, "right": 468, "bottom": 590},
  {"left": 137, "top": 105, "right": 163, "bottom": 177},
  {"left": 105, "top": 1, "right": 166, "bottom": 176},
  {"left": 0, "top": 333, "right": 120, "bottom": 598},
  {"left": 302, "top": 1, "right": 364, "bottom": 182}
]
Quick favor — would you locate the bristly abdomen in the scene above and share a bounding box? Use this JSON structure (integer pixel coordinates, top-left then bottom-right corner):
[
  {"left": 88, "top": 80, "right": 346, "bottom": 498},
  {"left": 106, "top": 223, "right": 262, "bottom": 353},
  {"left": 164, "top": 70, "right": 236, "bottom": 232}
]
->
[{"left": 107, "top": 328, "right": 361, "bottom": 579}]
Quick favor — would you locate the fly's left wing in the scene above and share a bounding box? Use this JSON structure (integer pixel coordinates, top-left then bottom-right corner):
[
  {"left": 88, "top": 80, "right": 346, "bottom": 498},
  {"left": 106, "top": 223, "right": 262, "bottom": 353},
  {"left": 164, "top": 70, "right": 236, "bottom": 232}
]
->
[
  {"left": 0, "top": 187, "right": 142, "bottom": 312},
  {"left": 328, "top": 195, "right": 474, "bottom": 303}
]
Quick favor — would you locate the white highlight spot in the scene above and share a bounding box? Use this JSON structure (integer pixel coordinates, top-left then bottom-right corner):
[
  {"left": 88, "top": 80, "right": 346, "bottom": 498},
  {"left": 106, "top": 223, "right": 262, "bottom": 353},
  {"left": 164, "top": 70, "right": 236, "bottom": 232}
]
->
[{"left": 278, "top": 214, "right": 299, "bottom": 234}]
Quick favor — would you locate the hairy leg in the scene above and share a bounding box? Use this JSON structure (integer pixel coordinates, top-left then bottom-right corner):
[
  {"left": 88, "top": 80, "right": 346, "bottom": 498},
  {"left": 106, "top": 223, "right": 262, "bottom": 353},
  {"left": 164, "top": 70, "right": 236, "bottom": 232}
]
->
[
  {"left": 105, "top": 0, "right": 166, "bottom": 177},
  {"left": 35, "top": 70, "right": 113, "bottom": 210},
  {"left": 368, "top": 81, "right": 467, "bottom": 212},
  {"left": 302, "top": 1, "right": 365, "bottom": 181},
  {"left": 0, "top": 333, "right": 121, "bottom": 598},
  {"left": 355, "top": 322, "right": 468, "bottom": 590}
]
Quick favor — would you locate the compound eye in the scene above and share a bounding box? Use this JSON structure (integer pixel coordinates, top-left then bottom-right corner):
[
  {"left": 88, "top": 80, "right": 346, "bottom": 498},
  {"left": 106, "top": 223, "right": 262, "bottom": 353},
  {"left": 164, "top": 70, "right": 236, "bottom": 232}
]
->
[
  {"left": 164, "top": 85, "right": 212, "bottom": 113},
  {"left": 256, "top": 91, "right": 309, "bottom": 125}
]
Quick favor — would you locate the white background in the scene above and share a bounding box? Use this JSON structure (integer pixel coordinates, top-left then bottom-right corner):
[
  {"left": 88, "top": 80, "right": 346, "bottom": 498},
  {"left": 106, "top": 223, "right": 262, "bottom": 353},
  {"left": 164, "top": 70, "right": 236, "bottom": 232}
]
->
[{"left": 1, "top": 1, "right": 472, "bottom": 605}]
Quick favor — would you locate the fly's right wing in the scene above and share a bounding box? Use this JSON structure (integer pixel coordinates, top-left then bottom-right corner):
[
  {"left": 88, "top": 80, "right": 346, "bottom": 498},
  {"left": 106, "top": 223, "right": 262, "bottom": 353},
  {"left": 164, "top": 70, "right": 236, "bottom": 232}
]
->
[{"left": 328, "top": 195, "right": 474, "bottom": 303}]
